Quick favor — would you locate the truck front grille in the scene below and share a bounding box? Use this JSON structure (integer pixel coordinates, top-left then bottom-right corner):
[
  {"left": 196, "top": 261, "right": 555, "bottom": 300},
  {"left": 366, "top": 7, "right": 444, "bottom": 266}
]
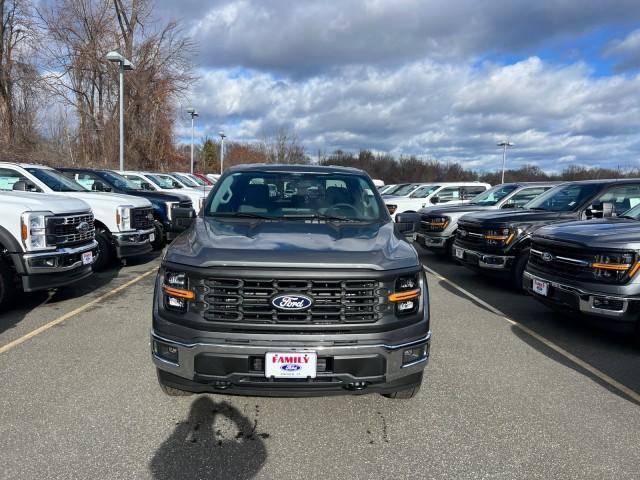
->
[
  {"left": 47, "top": 213, "right": 95, "bottom": 246},
  {"left": 202, "top": 278, "right": 382, "bottom": 324},
  {"left": 179, "top": 200, "right": 193, "bottom": 209},
  {"left": 455, "top": 224, "right": 487, "bottom": 246},
  {"left": 131, "top": 207, "right": 154, "bottom": 229}
]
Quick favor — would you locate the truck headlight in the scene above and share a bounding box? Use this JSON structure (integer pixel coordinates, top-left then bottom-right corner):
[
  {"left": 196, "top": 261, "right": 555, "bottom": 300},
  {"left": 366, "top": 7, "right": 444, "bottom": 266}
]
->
[
  {"left": 389, "top": 273, "right": 421, "bottom": 315},
  {"left": 116, "top": 205, "right": 133, "bottom": 231},
  {"left": 165, "top": 201, "right": 178, "bottom": 221},
  {"left": 426, "top": 216, "right": 449, "bottom": 231},
  {"left": 21, "top": 211, "right": 54, "bottom": 251},
  {"left": 591, "top": 252, "right": 638, "bottom": 282},
  {"left": 163, "top": 271, "right": 194, "bottom": 312},
  {"left": 484, "top": 228, "right": 514, "bottom": 246}
]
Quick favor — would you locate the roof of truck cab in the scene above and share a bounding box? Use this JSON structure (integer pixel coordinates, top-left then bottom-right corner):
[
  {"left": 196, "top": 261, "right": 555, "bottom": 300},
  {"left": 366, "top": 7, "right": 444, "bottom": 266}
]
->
[{"left": 225, "top": 164, "right": 367, "bottom": 175}]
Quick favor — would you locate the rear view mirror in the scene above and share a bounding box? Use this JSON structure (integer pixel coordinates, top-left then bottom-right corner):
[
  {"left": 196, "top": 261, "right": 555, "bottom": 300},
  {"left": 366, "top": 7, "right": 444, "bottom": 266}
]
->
[
  {"left": 172, "top": 207, "right": 196, "bottom": 232},
  {"left": 395, "top": 212, "right": 421, "bottom": 235}
]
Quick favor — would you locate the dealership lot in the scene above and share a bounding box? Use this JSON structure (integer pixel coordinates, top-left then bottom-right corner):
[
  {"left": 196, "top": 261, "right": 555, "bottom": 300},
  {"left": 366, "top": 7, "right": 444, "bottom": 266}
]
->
[{"left": 1, "top": 251, "right": 638, "bottom": 480}]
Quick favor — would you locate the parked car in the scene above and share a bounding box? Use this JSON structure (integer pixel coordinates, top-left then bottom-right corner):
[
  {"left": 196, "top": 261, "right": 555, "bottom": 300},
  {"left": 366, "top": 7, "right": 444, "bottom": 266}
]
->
[
  {"left": 0, "top": 190, "right": 98, "bottom": 309},
  {"left": 59, "top": 168, "right": 195, "bottom": 249},
  {"left": 169, "top": 172, "right": 213, "bottom": 193},
  {"left": 453, "top": 179, "right": 640, "bottom": 289},
  {"left": 372, "top": 179, "right": 384, "bottom": 188},
  {"left": 118, "top": 171, "right": 207, "bottom": 212},
  {"left": 151, "top": 164, "right": 430, "bottom": 399},
  {"left": 524, "top": 205, "right": 640, "bottom": 343},
  {"left": 385, "top": 182, "right": 491, "bottom": 221},
  {"left": 378, "top": 184, "right": 396, "bottom": 194},
  {"left": 205, "top": 173, "right": 220, "bottom": 183},
  {"left": 0, "top": 163, "right": 154, "bottom": 271},
  {"left": 416, "top": 182, "right": 557, "bottom": 256},
  {"left": 382, "top": 183, "right": 424, "bottom": 197}
]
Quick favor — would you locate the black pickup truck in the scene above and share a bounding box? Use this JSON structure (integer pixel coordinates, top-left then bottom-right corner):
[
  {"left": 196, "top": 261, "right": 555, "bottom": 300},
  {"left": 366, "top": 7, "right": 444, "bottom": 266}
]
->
[
  {"left": 59, "top": 168, "right": 195, "bottom": 249},
  {"left": 151, "top": 164, "right": 430, "bottom": 399},
  {"left": 453, "top": 179, "right": 640, "bottom": 288},
  {"left": 524, "top": 206, "right": 640, "bottom": 342}
]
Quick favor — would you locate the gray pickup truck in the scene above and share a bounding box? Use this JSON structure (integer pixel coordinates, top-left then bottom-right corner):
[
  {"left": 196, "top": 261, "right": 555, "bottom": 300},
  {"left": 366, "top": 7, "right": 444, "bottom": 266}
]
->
[{"left": 151, "top": 164, "right": 431, "bottom": 399}]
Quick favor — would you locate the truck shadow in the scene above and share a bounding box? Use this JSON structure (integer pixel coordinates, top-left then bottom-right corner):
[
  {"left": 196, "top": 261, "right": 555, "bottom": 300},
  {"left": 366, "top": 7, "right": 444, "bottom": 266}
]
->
[
  {"left": 149, "top": 396, "right": 267, "bottom": 480},
  {"left": 421, "top": 249, "right": 640, "bottom": 406}
]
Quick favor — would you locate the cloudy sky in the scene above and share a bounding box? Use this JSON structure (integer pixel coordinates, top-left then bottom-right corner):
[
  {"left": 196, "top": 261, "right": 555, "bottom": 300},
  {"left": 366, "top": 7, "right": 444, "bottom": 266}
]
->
[{"left": 159, "top": 0, "right": 640, "bottom": 172}]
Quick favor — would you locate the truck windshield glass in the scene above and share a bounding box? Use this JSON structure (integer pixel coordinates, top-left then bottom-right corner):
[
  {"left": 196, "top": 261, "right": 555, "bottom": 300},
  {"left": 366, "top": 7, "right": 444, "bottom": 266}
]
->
[
  {"left": 26, "top": 168, "right": 87, "bottom": 192},
  {"left": 410, "top": 185, "right": 439, "bottom": 198},
  {"left": 206, "top": 171, "right": 383, "bottom": 222},
  {"left": 172, "top": 174, "right": 198, "bottom": 187},
  {"left": 525, "top": 183, "right": 601, "bottom": 212},
  {"left": 469, "top": 184, "right": 519, "bottom": 206},
  {"left": 147, "top": 174, "right": 181, "bottom": 189},
  {"left": 187, "top": 174, "right": 207, "bottom": 186},
  {"left": 99, "top": 171, "right": 141, "bottom": 191},
  {"left": 390, "top": 184, "right": 419, "bottom": 196}
]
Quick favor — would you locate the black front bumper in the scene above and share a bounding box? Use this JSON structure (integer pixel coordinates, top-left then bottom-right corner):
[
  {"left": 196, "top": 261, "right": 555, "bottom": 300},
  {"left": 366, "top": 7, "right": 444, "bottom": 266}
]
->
[
  {"left": 452, "top": 242, "right": 515, "bottom": 276},
  {"left": 113, "top": 228, "right": 154, "bottom": 258}
]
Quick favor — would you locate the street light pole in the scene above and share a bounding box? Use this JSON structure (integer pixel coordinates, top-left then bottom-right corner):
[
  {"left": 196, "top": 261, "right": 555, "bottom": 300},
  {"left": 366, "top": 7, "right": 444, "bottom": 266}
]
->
[
  {"left": 497, "top": 140, "right": 514, "bottom": 184},
  {"left": 106, "top": 51, "right": 134, "bottom": 171},
  {"left": 219, "top": 132, "right": 226, "bottom": 175},
  {"left": 187, "top": 108, "right": 199, "bottom": 174}
]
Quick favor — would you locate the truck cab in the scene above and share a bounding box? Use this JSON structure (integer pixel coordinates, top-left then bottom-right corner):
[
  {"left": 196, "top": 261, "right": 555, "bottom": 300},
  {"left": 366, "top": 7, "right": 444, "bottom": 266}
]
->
[
  {"left": 119, "top": 171, "right": 207, "bottom": 213},
  {"left": 151, "top": 165, "right": 430, "bottom": 399},
  {"left": 0, "top": 163, "right": 155, "bottom": 271},
  {"left": 0, "top": 191, "right": 97, "bottom": 309}
]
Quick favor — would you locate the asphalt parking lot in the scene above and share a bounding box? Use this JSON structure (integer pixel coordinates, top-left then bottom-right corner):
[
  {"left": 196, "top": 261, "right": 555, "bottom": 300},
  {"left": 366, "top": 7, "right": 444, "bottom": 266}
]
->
[{"left": 1, "top": 248, "right": 639, "bottom": 479}]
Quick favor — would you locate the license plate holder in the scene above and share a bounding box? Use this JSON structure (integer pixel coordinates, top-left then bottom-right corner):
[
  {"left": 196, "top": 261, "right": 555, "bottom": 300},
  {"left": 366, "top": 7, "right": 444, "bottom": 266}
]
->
[
  {"left": 149, "top": 232, "right": 155, "bottom": 242},
  {"left": 81, "top": 251, "right": 93, "bottom": 265},
  {"left": 265, "top": 352, "right": 317, "bottom": 378},
  {"left": 532, "top": 278, "right": 549, "bottom": 296},
  {"left": 454, "top": 248, "right": 464, "bottom": 259}
]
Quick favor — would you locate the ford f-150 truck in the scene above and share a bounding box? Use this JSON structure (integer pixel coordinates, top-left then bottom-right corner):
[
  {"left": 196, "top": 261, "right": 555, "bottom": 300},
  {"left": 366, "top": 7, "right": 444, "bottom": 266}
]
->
[
  {"left": 0, "top": 163, "right": 154, "bottom": 271},
  {"left": 524, "top": 204, "right": 640, "bottom": 343},
  {"left": 0, "top": 191, "right": 97, "bottom": 309},
  {"left": 151, "top": 164, "right": 430, "bottom": 398},
  {"left": 58, "top": 168, "right": 195, "bottom": 249},
  {"left": 453, "top": 180, "right": 640, "bottom": 289},
  {"left": 417, "top": 182, "right": 557, "bottom": 256}
]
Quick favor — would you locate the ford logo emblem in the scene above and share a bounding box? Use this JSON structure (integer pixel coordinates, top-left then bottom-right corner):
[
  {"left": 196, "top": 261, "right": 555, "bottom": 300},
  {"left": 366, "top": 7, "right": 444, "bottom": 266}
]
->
[
  {"left": 271, "top": 294, "right": 313, "bottom": 311},
  {"left": 459, "top": 230, "right": 467, "bottom": 237},
  {"left": 542, "top": 252, "right": 554, "bottom": 262},
  {"left": 280, "top": 364, "right": 301, "bottom": 372},
  {"left": 147, "top": 213, "right": 154, "bottom": 221},
  {"left": 76, "top": 221, "right": 90, "bottom": 233}
]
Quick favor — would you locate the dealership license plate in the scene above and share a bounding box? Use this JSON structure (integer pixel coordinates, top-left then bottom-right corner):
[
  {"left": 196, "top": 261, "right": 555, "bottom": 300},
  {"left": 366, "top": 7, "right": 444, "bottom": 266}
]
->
[
  {"left": 532, "top": 278, "right": 549, "bottom": 296},
  {"left": 265, "top": 352, "right": 317, "bottom": 378},
  {"left": 149, "top": 232, "right": 155, "bottom": 242},
  {"left": 81, "top": 251, "right": 93, "bottom": 265},
  {"left": 454, "top": 248, "right": 464, "bottom": 259}
]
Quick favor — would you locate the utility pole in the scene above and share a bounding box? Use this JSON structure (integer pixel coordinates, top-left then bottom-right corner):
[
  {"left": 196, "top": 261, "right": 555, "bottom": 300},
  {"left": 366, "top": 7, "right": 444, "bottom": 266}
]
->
[
  {"left": 187, "top": 108, "right": 199, "bottom": 174},
  {"left": 219, "top": 132, "right": 226, "bottom": 175},
  {"left": 497, "top": 140, "right": 514, "bottom": 184}
]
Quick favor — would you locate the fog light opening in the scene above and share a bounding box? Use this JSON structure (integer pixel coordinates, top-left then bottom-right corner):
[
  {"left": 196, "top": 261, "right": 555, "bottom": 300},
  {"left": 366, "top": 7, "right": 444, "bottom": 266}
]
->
[
  {"left": 153, "top": 340, "right": 179, "bottom": 363},
  {"left": 213, "top": 381, "right": 231, "bottom": 390},
  {"left": 345, "top": 381, "right": 369, "bottom": 391},
  {"left": 402, "top": 344, "right": 427, "bottom": 366},
  {"left": 592, "top": 296, "right": 624, "bottom": 311}
]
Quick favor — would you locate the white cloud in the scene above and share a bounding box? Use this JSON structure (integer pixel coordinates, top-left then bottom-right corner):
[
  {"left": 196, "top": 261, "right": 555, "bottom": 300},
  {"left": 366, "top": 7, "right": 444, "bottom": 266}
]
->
[{"left": 604, "top": 29, "right": 640, "bottom": 71}]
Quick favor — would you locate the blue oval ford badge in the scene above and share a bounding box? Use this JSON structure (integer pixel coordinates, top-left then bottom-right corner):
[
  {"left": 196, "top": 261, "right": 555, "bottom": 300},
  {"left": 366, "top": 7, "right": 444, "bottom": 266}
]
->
[
  {"left": 281, "top": 364, "right": 302, "bottom": 372},
  {"left": 271, "top": 293, "right": 313, "bottom": 311}
]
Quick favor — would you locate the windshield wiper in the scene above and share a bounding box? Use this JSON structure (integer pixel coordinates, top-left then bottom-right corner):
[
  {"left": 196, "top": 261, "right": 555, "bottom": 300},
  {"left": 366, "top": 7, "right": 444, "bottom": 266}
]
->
[
  {"left": 284, "top": 213, "right": 362, "bottom": 222},
  {"left": 617, "top": 214, "right": 636, "bottom": 220},
  {"left": 210, "top": 212, "right": 274, "bottom": 220}
]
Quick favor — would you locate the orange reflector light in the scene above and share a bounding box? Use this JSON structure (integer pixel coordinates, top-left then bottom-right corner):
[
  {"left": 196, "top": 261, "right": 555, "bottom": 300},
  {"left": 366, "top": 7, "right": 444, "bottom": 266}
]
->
[
  {"left": 628, "top": 262, "right": 640, "bottom": 278},
  {"left": 430, "top": 221, "right": 449, "bottom": 228},
  {"left": 590, "top": 263, "right": 631, "bottom": 271},
  {"left": 163, "top": 286, "right": 195, "bottom": 300},
  {"left": 388, "top": 289, "right": 420, "bottom": 302},
  {"left": 21, "top": 223, "right": 28, "bottom": 241},
  {"left": 484, "top": 235, "right": 509, "bottom": 240}
]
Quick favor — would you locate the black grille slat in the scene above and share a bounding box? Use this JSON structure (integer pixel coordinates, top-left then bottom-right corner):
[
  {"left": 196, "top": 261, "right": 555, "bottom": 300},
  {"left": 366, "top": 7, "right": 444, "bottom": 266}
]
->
[{"left": 202, "top": 277, "right": 382, "bottom": 325}]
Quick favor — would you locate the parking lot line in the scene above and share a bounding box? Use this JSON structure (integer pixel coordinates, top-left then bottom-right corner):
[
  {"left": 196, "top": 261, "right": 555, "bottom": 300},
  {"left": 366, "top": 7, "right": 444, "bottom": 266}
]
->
[
  {"left": 0, "top": 267, "right": 158, "bottom": 355},
  {"left": 422, "top": 264, "right": 640, "bottom": 404}
]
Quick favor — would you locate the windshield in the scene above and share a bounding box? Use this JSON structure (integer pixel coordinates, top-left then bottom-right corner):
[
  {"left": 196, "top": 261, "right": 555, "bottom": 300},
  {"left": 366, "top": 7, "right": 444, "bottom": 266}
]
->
[
  {"left": 187, "top": 174, "right": 207, "bottom": 186},
  {"left": 26, "top": 168, "right": 87, "bottom": 192},
  {"left": 470, "top": 184, "right": 519, "bottom": 206},
  {"left": 390, "top": 184, "right": 419, "bottom": 196},
  {"left": 206, "top": 171, "right": 383, "bottom": 222},
  {"left": 148, "top": 174, "right": 182, "bottom": 189},
  {"left": 525, "top": 183, "right": 601, "bottom": 212},
  {"left": 410, "top": 185, "right": 439, "bottom": 198},
  {"left": 98, "top": 171, "right": 142, "bottom": 191},
  {"left": 383, "top": 184, "right": 407, "bottom": 195},
  {"left": 172, "top": 173, "right": 198, "bottom": 187}
]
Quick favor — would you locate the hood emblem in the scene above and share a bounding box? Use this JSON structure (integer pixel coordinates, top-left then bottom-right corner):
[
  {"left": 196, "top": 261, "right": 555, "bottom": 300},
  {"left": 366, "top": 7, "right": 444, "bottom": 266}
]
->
[
  {"left": 147, "top": 213, "right": 154, "bottom": 221},
  {"left": 542, "top": 252, "right": 554, "bottom": 262},
  {"left": 271, "top": 294, "right": 313, "bottom": 311},
  {"left": 459, "top": 229, "right": 467, "bottom": 237},
  {"left": 76, "top": 221, "right": 91, "bottom": 234}
]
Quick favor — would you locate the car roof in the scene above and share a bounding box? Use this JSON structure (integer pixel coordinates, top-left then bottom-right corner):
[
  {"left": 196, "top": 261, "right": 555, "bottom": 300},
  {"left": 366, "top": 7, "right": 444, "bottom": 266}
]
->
[{"left": 226, "top": 163, "right": 367, "bottom": 175}]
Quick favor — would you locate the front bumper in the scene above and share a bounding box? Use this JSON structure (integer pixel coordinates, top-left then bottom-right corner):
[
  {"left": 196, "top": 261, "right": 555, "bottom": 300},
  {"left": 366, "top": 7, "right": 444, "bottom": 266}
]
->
[
  {"left": 112, "top": 228, "right": 154, "bottom": 258},
  {"left": 416, "top": 233, "right": 450, "bottom": 250},
  {"left": 523, "top": 270, "right": 639, "bottom": 329},
  {"left": 453, "top": 244, "right": 515, "bottom": 271},
  {"left": 15, "top": 240, "right": 98, "bottom": 292},
  {"left": 151, "top": 329, "right": 431, "bottom": 396}
]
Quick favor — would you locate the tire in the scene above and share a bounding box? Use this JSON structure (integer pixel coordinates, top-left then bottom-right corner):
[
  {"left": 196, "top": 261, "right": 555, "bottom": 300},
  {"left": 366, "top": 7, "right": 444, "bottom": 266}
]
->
[
  {"left": 512, "top": 248, "right": 530, "bottom": 293},
  {"left": 444, "top": 238, "right": 455, "bottom": 259},
  {"left": 93, "top": 230, "right": 114, "bottom": 272},
  {"left": 382, "top": 372, "right": 423, "bottom": 399},
  {"left": 157, "top": 369, "right": 193, "bottom": 396},
  {"left": 0, "top": 258, "right": 16, "bottom": 310},
  {"left": 151, "top": 221, "right": 165, "bottom": 250}
]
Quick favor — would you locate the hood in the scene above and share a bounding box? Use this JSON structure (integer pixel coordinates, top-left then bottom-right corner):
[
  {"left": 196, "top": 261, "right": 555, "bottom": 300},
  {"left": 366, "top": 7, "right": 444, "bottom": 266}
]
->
[
  {"left": 0, "top": 192, "right": 90, "bottom": 214},
  {"left": 64, "top": 191, "right": 152, "bottom": 208},
  {"left": 535, "top": 219, "right": 640, "bottom": 249},
  {"left": 166, "top": 219, "right": 419, "bottom": 271},
  {"left": 458, "top": 208, "right": 571, "bottom": 228},
  {"left": 419, "top": 204, "right": 496, "bottom": 216}
]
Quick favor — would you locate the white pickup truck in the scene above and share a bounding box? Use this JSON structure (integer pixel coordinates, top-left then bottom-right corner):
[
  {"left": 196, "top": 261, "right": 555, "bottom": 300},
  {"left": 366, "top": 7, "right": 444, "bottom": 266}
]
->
[
  {"left": 0, "top": 163, "right": 155, "bottom": 271},
  {"left": 119, "top": 171, "right": 207, "bottom": 213},
  {"left": 0, "top": 191, "right": 98, "bottom": 309}
]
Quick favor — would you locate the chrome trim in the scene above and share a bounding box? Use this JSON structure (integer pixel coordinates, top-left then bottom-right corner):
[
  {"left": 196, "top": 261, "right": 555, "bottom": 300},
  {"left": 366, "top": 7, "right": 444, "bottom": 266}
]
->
[
  {"left": 112, "top": 227, "right": 155, "bottom": 244},
  {"left": 454, "top": 245, "right": 514, "bottom": 270},
  {"left": 401, "top": 356, "right": 429, "bottom": 369},
  {"left": 530, "top": 248, "right": 589, "bottom": 266},
  {"left": 22, "top": 240, "right": 98, "bottom": 273}
]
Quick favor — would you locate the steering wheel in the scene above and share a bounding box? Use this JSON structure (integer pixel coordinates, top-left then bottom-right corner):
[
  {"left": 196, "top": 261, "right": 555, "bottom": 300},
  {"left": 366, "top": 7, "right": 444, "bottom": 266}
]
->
[{"left": 327, "top": 203, "right": 359, "bottom": 217}]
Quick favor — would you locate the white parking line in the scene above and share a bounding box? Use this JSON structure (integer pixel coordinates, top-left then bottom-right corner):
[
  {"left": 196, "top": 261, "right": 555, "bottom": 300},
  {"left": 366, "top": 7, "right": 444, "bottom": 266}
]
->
[
  {"left": 0, "top": 267, "right": 158, "bottom": 355},
  {"left": 423, "top": 264, "right": 640, "bottom": 404}
]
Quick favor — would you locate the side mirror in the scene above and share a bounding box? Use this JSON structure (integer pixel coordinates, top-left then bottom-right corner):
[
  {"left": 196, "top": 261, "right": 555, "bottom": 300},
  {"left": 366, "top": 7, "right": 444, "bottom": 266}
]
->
[
  {"left": 587, "top": 202, "right": 615, "bottom": 219},
  {"left": 501, "top": 202, "right": 516, "bottom": 209},
  {"left": 141, "top": 182, "right": 153, "bottom": 191},
  {"left": 395, "top": 212, "right": 421, "bottom": 235},
  {"left": 92, "top": 181, "right": 108, "bottom": 192},
  {"left": 430, "top": 196, "right": 440, "bottom": 205},
  {"left": 12, "top": 180, "right": 27, "bottom": 191},
  {"left": 602, "top": 202, "right": 614, "bottom": 218},
  {"left": 172, "top": 206, "right": 196, "bottom": 232}
]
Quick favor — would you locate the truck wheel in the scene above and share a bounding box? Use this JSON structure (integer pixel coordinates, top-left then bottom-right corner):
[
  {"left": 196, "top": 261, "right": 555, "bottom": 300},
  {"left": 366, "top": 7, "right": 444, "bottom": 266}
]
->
[
  {"left": 445, "top": 238, "right": 455, "bottom": 259},
  {"left": 93, "top": 230, "right": 114, "bottom": 272},
  {"left": 382, "top": 372, "right": 423, "bottom": 399},
  {"left": 152, "top": 221, "right": 165, "bottom": 250},
  {"left": 512, "top": 248, "right": 530, "bottom": 293},
  {"left": 157, "top": 369, "right": 193, "bottom": 396},
  {"left": 0, "top": 258, "right": 16, "bottom": 310}
]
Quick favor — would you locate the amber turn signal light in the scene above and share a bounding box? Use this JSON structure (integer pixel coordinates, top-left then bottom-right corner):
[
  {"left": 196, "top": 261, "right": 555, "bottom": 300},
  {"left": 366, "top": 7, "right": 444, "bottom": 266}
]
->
[
  {"left": 388, "top": 289, "right": 420, "bottom": 302},
  {"left": 163, "top": 286, "right": 195, "bottom": 300}
]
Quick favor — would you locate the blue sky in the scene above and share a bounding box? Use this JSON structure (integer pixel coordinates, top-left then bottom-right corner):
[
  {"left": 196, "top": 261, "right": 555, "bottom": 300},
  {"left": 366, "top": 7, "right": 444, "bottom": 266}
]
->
[{"left": 157, "top": 0, "right": 640, "bottom": 172}]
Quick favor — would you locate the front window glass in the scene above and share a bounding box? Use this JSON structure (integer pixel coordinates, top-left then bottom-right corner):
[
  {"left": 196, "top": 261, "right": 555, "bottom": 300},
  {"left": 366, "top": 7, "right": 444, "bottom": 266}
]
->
[
  {"left": 25, "top": 168, "right": 87, "bottom": 192},
  {"left": 172, "top": 173, "right": 198, "bottom": 187},
  {"left": 0, "top": 168, "right": 33, "bottom": 191},
  {"left": 390, "top": 184, "right": 419, "bottom": 196},
  {"left": 148, "top": 174, "right": 182, "bottom": 189},
  {"left": 410, "top": 185, "right": 439, "bottom": 198},
  {"left": 470, "top": 184, "right": 519, "bottom": 206},
  {"left": 525, "top": 183, "right": 601, "bottom": 212},
  {"left": 595, "top": 185, "right": 640, "bottom": 216},
  {"left": 187, "top": 174, "right": 206, "bottom": 186},
  {"left": 98, "top": 171, "right": 142, "bottom": 190},
  {"left": 206, "top": 171, "right": 383, "bottom": 222}
]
